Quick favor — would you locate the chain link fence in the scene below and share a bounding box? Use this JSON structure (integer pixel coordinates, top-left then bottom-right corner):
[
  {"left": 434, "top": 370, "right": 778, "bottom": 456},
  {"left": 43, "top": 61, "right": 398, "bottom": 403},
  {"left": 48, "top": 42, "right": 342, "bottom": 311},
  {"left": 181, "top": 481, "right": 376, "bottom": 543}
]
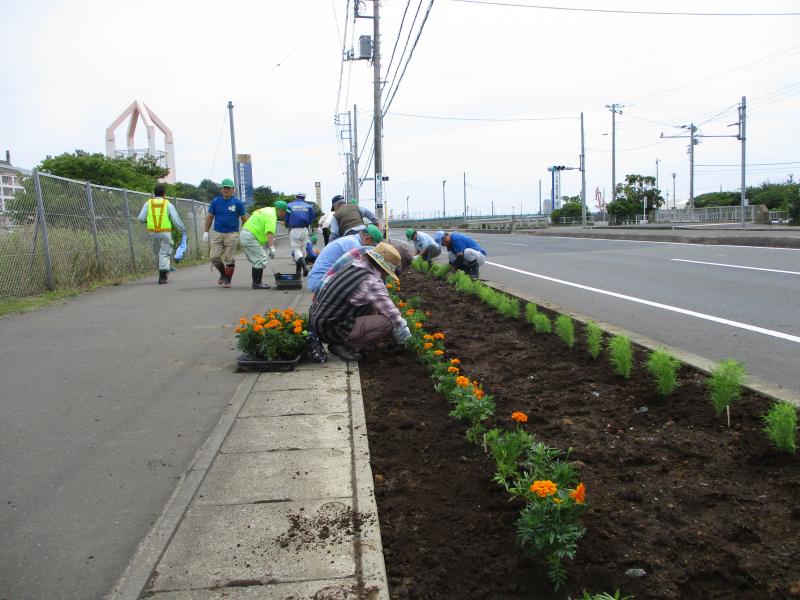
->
[{"left": 0, "top": 170, "right": 209, "bottom": 300}]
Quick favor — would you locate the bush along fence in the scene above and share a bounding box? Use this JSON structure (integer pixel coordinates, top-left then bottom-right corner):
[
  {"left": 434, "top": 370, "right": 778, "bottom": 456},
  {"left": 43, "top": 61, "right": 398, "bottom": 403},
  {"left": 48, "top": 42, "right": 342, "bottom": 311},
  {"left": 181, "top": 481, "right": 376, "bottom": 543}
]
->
[
  {"left": 403, "top": 256, "right": 800, "bottom": 589},
  {"left": 0, "top": 170, "right": 209, "bottom": 300}
]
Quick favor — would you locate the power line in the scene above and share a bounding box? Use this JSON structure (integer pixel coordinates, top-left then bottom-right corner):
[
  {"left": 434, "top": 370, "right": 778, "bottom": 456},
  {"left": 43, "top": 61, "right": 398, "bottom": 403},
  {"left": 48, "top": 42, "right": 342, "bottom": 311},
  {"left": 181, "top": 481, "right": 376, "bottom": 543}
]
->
[
  {"left": 450, "top": 0, "right": 800, "bottom": 17},
  {"left": 387, "top": 111, "right": 577, "bottom": 122},
  {"left": 207, "top": 109, "right": 229, "bottom": 179},
  {"left": 382, "top": 0, "right": 436, "bottom": 115},
  {"left": 334, "top": 0, "right": 351, "bottom": 115},
  {"left": 383, "top": 0, "right": 413, "bottom": 89},
  {"left": 382, "top": 1, "right": 425, "bottom": 106}
]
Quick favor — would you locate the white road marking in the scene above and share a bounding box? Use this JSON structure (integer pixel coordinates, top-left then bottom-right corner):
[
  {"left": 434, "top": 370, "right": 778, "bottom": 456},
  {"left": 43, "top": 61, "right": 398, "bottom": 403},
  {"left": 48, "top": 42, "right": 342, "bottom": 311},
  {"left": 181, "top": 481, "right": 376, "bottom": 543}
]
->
[
  {"left": 486, "top": 261, "right": 800, "bottom": 344},
  {"left": 480, "top": 241, "right": 529, "bottom": 246},
  {"left": 670, "top": 258, "right": 800, "bottom": 275},
  {"left": 541, "top": 235, "right": 800, "bottom": 251}
]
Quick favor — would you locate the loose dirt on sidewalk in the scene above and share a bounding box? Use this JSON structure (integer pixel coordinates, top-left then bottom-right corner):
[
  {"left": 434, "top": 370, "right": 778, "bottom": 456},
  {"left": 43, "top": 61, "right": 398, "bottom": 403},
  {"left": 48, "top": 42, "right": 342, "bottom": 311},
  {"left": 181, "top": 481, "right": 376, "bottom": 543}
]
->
[{"left": 359, "top": 270, "right": 800, "bottom": 600}]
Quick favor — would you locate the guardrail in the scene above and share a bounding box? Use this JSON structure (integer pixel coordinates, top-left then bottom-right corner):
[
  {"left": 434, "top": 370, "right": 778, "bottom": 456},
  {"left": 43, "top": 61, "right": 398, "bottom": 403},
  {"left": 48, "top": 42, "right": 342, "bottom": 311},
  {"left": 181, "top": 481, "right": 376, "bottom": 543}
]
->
[{"left": 652, "top": 205, "right": 762, "bottom": 224}]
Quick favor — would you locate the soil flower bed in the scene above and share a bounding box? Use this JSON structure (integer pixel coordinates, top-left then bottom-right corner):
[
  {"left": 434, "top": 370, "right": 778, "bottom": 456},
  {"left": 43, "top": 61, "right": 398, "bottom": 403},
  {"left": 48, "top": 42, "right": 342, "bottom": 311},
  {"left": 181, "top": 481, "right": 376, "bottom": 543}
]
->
[{"left": 359, "top": 270, "right": 800, "bottom": 599}]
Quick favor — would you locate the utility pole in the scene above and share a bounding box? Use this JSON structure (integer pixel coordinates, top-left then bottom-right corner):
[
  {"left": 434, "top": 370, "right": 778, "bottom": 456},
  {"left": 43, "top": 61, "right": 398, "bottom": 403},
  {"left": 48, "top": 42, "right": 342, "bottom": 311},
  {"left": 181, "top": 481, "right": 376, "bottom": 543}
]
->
[
  {"left": 655, "top": 158, "right": 660, "bottom": 191},
  {"left": 738, "top": 96, "right": 747, "bottom": 228},
  {"left": 580, "top": 112, "right": 587, "bottom": 227},
  {"left": 406, "top": 195, "right": 409, "bottom": 219},
  {"left": 672, "top": 172, "right": 676, "bottom": 209},
  {"left": 538, "top": 178, "right": 541, "bottom": 214},
  {"left": 606, "top": 103, "right": 622, "bottom": 202},
  {"left": 344, "top": 152, "right": 352, "bottom": 202},
  {"left": 689, "top": 124, "right": 696, "bottom": 209},
  {"left": 352, "top": 104, "right": 360, "bottom": 203},
  {"left": 371, "top": 1, "right": 384, "bottom": 223},
  {"left": 463, "top": 172, "right": 467, "bottom": 223},
  {"left": 442, "top": 179, "right": 446, "bottom": 217},
  {"left": 227, "top": 101, "right": 240, "bottom": 195},
  {"left": 491, "top": 201, "right": 494, "bottom": 216}
]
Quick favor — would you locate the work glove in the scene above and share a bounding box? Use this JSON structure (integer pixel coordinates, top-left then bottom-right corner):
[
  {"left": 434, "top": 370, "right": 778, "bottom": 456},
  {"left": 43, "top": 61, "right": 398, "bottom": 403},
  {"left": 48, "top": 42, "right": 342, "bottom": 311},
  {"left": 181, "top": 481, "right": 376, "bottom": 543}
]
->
[
  {"left": 392, "top": 323, "right": 412, "bottom": 345},
  {"left": 268, "top": 246, "right": 276, "bottom": 259},
  {"left": 202, "top": 231, "right": 209, "bottom": 243}
]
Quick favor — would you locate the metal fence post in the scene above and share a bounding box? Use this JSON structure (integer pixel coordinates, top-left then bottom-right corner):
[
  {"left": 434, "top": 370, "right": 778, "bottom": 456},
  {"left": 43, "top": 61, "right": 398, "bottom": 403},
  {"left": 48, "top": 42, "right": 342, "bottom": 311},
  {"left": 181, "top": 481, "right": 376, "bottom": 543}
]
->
[
  {"left": 84, "top": 182, "right": 101, "bottom": 265},
  {"left": 190, "top": 200, "right": 200, "bottom": 258},
  {"left": 122, "top": 189, "right": 137, "bottom": 269},
  {"left": 33, "top": 169, "right": 55, "bottom": 290}
]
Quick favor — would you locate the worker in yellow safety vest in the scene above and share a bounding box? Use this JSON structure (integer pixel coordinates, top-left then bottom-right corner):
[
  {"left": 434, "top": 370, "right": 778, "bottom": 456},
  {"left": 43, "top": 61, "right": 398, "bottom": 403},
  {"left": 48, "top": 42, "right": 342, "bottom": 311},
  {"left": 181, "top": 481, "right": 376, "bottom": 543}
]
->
[
  {"left": 137, "top": 183, "right": 186, "bottom": 284},
  {"left": 239, "top": 201, "right": 290, "bottom": 289}
]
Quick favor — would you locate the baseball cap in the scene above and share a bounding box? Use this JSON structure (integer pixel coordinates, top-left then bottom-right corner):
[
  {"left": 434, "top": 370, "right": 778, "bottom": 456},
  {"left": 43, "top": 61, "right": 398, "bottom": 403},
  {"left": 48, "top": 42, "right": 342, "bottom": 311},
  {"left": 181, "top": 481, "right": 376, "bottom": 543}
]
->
[
  {"left": 221, "top": 178, "right": 234, "bottom": 188},
  {"left": 433, "top": 230, "right": 445, "bottom": 245},
  {"left": 405, "top": 228, "right": 415, "bottom": 240},
  {"left": 331, "top": 195, "right": 346, "bottom": 210},
  {"left": 274, "top": 200, "right": 291, "bottom": 212},
  {"left": 363, "top": 224, "right": 384, "bottom": 244}
]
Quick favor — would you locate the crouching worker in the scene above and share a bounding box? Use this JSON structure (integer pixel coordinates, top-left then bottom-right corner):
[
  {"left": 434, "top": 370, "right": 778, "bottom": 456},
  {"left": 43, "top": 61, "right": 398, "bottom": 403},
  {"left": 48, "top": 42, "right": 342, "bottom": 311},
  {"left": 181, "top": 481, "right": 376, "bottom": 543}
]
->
[
  {"left": 305, "top": 234, "right": 320, "bottom": 264},
  {"left": 138, "top": 184, "right": 186, "bottom": 284},
  {"left": 406, "top": 228, "right": 441, "bottom": 265},
  {"left": 309, "top": 242, "right": 412, "bottom": 361},
  {"left": 439, "top": 231, "right": 487, "bottom": 279},
  {"left": 238, "top": 202, "right": 289, "bottom": 289}
]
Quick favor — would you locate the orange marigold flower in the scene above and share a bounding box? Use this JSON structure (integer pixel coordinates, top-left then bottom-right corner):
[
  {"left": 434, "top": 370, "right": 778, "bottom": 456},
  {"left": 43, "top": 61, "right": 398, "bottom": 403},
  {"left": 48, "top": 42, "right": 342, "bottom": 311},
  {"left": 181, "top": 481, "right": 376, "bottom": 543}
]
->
[
  {"left": 423, "top": 334, "right": 434, "bottom": 340},
  {"left": 511, "top": 411, "right": 528, "bottom": 423},
  {"left": 405, "top": 308, "right": 415, "bottom": 316},
  {"left": 284, "top": 308, "right": 294, "bottom": 315},
  {"left": 251, "top": 315, "right": 260, "bottom": 321},
  {"left": 293, "top": 326, "right": 302, "bottom": 334},
  {"left": 414, "top": 322, "right": 423, "bottom": 329},
  {"left": 569, "top": 483, "right": 586, "bottom": 504},
  {"left": 433, "top": 332, "right": 445, "bottom": 340},
  {"left": 398, "top": 301, "right": 406, "bottom": 308},
  {"left": 450, "top": 358, "right": 461, "bottom": 365},
  {"left": 455, "top": 375, "right": 470, "bottom": 388},
  {"left": 423, "top": 342, "right": 434, "bottom": 349},
  {"left": 239, "top": 318, "right": 248, "bottom": 325},
  {"left": 386, "top": 283, "right": 393, "bottom": 289},
  {"left": 448, "top": 366, "right": 460, "bottom": 373},
  {"left": 433, "top": 350, "right": 444, "bottom": 356},
  {"left": 265, "top": 319, "right": 282, "bottom": 329},
  {"left": 530, "top": 480, "right": 558, "bottom": 498},
  {"left": 293, "top": 319, "right": 303, "bottom": 328},
  {"left": 253, "top": 324, "right": 264, "bottom": 333},
  {"left": 474, "top": 389, "right": 485, "bottom": 399}
]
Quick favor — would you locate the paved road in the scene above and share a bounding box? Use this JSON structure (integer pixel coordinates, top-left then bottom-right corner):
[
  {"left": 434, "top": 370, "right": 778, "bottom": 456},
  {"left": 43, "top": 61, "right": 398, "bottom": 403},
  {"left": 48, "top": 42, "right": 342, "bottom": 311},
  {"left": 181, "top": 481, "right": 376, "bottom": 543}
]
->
[
  {"left": 467, "top": 233, "right": 800, "bottom": 396},
  {"left": 0, "top": 251, "right": 301, "bottom": 600}
]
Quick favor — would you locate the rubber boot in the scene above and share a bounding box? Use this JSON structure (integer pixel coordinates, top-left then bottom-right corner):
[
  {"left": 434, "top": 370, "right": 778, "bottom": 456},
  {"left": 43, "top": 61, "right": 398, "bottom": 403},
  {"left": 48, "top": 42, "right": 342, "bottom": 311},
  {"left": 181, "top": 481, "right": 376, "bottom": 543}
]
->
[
  {"left": 298, "top": 257, "right": 309, "bottom": 277},
  {"left": 251, "top": 267, "right": 271, "bottom": 289},
  {"left": 223, "top": 265, "right": 234, "bottom": 288},
  {"left": 295, "top": 261, "right": 302, "bottom": 277},
  {"left": 158, "top": 270, "right": 168, "bottom": 284},
  {"left": 213, "top": 261, "right": 225, "bottom": 285},
  {"left": 467, "top": 262, "right": 480, "bottom": 280}
]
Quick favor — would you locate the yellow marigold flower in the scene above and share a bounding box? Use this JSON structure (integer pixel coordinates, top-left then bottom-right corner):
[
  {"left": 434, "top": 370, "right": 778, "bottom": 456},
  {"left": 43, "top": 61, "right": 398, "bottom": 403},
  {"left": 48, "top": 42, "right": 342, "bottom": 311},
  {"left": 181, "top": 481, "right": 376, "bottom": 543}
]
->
[
  {"left": 423, "top": 334, "right": 434, "bottom": 340},
  {"left": 433, "top": 332, "right": 445, "bottom": 340},
  {"left": 530, "top": 480, "right": 558, "bottom": 498},
  {"left": 569, "top": 483, "right": 586, "bottom": 504},
  {"left": 455, "top": 375, "right": 470, "bottom": 388},
  {"left": 511, "top": 411, "right": 528, "bottom": 423},
  {"left": 414, "top": 322, "right": 423, "bottom": 329},
  {"left": 423, "top": 342, "right": 433, "bottom": 349},
  {"left": 406, "top": 308, "right": 416, "bottom": 316},
  {"left": 553, "top": 498, "right": 562, "bottom": 504},
  {"left": 450, "top": 358, "right": 461, "bottom": 365},
  {"left": 433, "top": 349, "right": 444, "bottom": 356},
  {"left": 448, "top": 366, "right": 460, "bottom": 373}
]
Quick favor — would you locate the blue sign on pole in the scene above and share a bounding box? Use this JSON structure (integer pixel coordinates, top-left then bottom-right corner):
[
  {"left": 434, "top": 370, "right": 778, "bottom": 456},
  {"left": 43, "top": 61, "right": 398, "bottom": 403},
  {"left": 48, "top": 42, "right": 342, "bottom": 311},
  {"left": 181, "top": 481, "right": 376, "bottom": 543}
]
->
[{"left": 236, "top": 154, "right": 254, "bottom": 208}]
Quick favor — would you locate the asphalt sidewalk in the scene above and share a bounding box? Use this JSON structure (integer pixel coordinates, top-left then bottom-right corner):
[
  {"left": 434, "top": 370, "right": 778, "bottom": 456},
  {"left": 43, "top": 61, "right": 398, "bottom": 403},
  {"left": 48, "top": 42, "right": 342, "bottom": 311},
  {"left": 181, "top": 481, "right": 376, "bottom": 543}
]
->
[{"left": 110, "top": 268, "right": 389, "bottom": 600}]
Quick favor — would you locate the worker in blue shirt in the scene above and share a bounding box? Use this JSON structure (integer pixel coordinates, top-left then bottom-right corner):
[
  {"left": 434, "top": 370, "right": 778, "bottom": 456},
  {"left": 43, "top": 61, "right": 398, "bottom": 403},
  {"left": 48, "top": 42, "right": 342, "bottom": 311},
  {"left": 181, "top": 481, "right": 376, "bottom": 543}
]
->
[
  {"left": 285, "top": 193, "right": 318, "bottom": 277},
  {"left": 306, "top": 225, "right": 383, "bottom": 293},
  {"left": 306, "top": 234, "right": 320, "bottom": 264},
  {"left": 202, "top": 178, "right": 248, "bottom": 287},
  {"left": 440, "top": 231, "right": 487, "bottom": 279},
  {"left": 405, "top": 228, "right": 441, "bottom": 265}
]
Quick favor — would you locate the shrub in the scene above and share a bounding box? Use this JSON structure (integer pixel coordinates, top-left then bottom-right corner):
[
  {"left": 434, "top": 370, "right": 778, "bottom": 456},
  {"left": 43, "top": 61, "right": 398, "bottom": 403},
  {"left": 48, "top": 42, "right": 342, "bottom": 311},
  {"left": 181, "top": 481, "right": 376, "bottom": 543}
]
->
[
  {"left": 762, "top": 401, "right": 797, "bottom": 453},
  {"left": 608, "top": 335, "right": 633, "bottom": 378},
  {"left": 555, "top": 314, "right": 575, "bottom": 348},
  {"left": 525, "top": 302, "right": 539, "bottom": 324},
  {"left": 532, "top": 312, "right": 551, "bottom": 334},
  {"left": 646, "top": 349, "right": 680, "bottom": 396},
  {"left": 708, "top": 358, "right": 746, "bottom": 415},
  {"left": 585, "top": 321, "right": 602, "bottom": 360}
]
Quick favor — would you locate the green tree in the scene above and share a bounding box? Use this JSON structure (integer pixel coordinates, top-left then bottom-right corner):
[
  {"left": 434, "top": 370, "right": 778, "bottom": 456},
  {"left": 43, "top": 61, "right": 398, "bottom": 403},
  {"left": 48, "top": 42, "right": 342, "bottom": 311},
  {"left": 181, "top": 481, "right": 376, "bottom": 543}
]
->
[
  {"left": 606, "top": 174, "right": 664, "bottom": 221},
  {"left": 38, "top": 150, "right": 168, "bottom": 192},
  {"left": 550, "top": 197, "right": 583, "bottom": 222},
  {"left": 198, "top": 179, "right": 222, "bottom": 200}
]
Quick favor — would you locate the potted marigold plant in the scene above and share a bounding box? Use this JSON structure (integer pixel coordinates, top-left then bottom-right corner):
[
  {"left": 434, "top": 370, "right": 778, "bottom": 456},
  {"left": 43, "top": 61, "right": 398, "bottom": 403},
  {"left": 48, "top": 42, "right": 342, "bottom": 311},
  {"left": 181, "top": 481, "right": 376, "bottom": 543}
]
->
[{"left": 235, "top": 308, "right": 308, "bottom": 371}]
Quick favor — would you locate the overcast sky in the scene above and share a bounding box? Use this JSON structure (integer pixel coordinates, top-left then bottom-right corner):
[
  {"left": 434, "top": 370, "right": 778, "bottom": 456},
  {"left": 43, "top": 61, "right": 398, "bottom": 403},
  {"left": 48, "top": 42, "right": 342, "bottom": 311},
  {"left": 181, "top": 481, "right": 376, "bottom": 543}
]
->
[{"left": 3, "top": 0, "right": 799, "bottom": 216}]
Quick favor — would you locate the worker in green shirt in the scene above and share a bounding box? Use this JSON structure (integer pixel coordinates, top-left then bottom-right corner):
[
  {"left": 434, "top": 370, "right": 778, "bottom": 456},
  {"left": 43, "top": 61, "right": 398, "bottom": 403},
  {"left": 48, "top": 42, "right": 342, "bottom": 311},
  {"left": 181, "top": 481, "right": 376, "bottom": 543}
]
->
[{"left": 239, "top": 201, "right": 290, "bottom": 289}]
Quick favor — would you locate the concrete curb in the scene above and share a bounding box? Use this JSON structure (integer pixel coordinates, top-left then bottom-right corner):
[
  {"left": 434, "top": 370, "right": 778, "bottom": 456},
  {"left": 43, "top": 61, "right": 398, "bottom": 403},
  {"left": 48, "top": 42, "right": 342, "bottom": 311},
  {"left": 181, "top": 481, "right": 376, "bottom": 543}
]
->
[{"left": 511, "top": 229, "right": 800, "bottom": 249}]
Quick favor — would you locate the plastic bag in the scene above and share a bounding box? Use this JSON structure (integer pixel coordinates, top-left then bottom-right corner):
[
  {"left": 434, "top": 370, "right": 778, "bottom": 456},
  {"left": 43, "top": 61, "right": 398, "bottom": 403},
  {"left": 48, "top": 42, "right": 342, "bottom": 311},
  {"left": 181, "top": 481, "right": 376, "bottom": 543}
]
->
[
  {"left": 175, "top": 232, "right": 188, "bottom": 261},
  {"left": 305, "top": 332, "right": 327, "bottom": 363}
]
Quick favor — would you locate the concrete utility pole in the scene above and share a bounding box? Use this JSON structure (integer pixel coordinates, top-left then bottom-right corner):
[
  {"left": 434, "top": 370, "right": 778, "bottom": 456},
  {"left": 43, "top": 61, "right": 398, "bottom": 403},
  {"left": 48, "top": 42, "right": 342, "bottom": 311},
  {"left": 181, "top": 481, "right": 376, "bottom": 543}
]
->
[
  {"left": 606, "top": 103, "right": 622, "bottom": 201},
  {"left": 372, "top": 1, "right": 384, "bottom": 222},
  {"left": 442, "top": 179, "right": 446, "bottom": 217},
  {"left": 345, "top": 152, "right": 352, "bottom": 202},
  {"left": 672, "top": 172, "right": 676, "bottom": 209},
  {"left": 538, "top": 179, "right": 542, "bottom": 214},
  {"left": 689, "top": 123, "right": 696, "bottom": 209},
  {"left": 580, "top": 112, "right": 587, "bottom": 227},
  {"left": 406, "top": 195, "right": 409, "bottom": 218},
  {"left": 352, "top": 104, "right": 360, "bottom": 203},
  {"left": 655, "top": 158, "right": 660, "bottom": 191},
  {"left": 227, "top": 101, "right": 240, "bottom": 195},
  {"left": 463, "top": 172, "right": 467, "bottom": 223},
  {"left": 738, "top": 96, "right": 747, "bottom": 228}
]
